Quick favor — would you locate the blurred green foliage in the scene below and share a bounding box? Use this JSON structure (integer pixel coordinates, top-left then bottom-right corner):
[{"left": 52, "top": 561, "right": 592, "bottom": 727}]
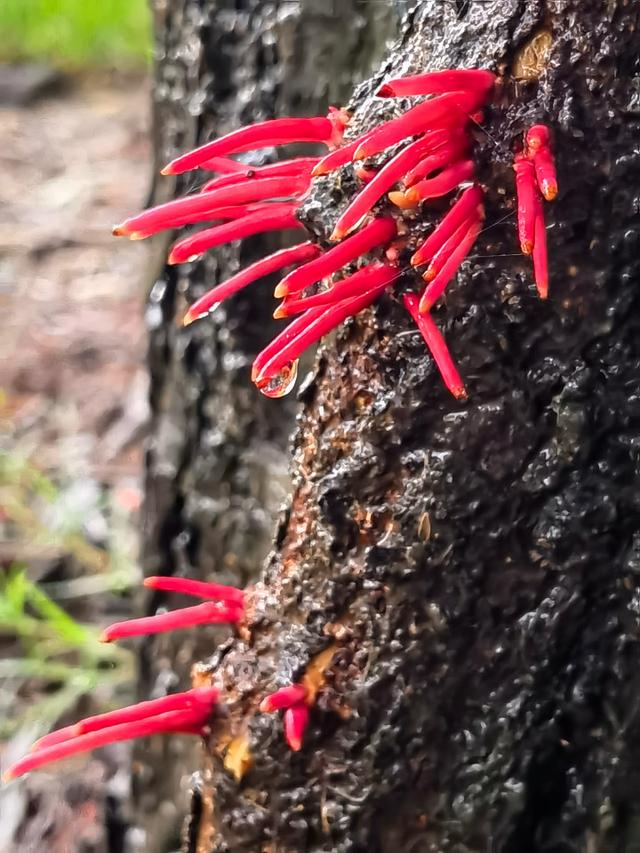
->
[
  {"left": 0, "top": 0, "right": 151, "bottom": 68},
  {"left": 0, "top": 450, "right": 139, "bottom": 738}
]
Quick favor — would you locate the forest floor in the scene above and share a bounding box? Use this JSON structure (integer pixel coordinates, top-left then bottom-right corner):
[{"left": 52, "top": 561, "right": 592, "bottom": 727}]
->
[{"left": 0, "top": 67, "right": 151, "bottom": 851}]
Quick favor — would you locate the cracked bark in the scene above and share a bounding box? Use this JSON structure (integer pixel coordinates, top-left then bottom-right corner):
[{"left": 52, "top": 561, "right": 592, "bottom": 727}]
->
[{"left": 140, "top": 1, "right": 640, "bottom": 851}]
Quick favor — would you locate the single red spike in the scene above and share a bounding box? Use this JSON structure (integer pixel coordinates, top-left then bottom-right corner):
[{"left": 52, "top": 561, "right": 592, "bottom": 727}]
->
[
  {"left": 398, "top": 159, "right": 475, "bottom": 207},
  {"left": 525, "top": 124, "right": 551, "bottom": 153},
  {"left": 144, "top": 576, "right": 244, "bottom": 605},
  {"left": 114, "top": 203, "right": 269, "bottom": 239},
  {"left": 167, "top": 203, "right": 303, "bottom": 266},
  {"left": 411, "top": 185, "right": 484, "bottom": 267},
  {"left": 376, "top": 69, "right": 496, "bottom": 99},
  {"left": 274, "top": 217, "right": 396, "bottom": 299},
  {"left": 532, "top": 193, "right": 549, "bottom": 299},
  {"left": 259, "top": 684, "right": 308, "bottom": 713},
  {"left": 161, "top": 114, "right": 344, "bottom": 176},
  {"left": 255, "top": 282, "right": 390, "bottom": 385},
  {"left": 513, "top": 154, "right": 537, "bottom": 254},
  {"left": 100, "top": 601, "right": 242, "bottom": 643},
  {"left": 330, "top": 137, "right": 437, "bottom": 241},
  {"left": 353, "top": 165, "right": 378, "bottom": 183},
  {"left": 403, "top": 294, "right": 467, "bottom": 400},
  {"left": 276, "top": 261, "right": 398, "bottom": 317},
  {"left": 183, "top": 242, "right": 322, "bottom": 325},
  {"left": 283, "top": 703, "right": 310, "bottom": 752},
  {"left": 251, "top": 305, "right": 327, "bottom": 381},
  {"left": 311, "top": 135, "right": 369, "bottom": 176},
  {"left": 353, "top": 90, "right": 484, "bottom": 161},
  {"left": 114, "top": 177, "right": 309, "bottom": 240},
  {"left": 32, "top": 688, "right": 219, "bottom": 752},
  {"left": 532, "top": 146, "right": 558, "bottom": 201},
  {"left": 423, "top": 211, "right": 482, "bottom": 283},
  {"left": 419, "top": 219, "right": 483, "bottom": 312},
  {"left": 402, "top": 137, "right": 470, "bottom": 188},
  {"left": 4, "top": 708, "right": 212, "bottom": 781},
  {"left": 197, "top": 156, "right": 248, "bottom": 173},
  {"left": 201, "top": 155, "right": 319, "bottom": 179}
]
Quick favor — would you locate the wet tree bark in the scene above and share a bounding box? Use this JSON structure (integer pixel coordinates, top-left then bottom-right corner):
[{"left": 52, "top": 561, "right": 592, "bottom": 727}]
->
[
  {"left": 136, "top": 1, "right": 396, "bottom": 849},
  {"left": 141, "top": 1, "right": 640, "bottom": 851}
]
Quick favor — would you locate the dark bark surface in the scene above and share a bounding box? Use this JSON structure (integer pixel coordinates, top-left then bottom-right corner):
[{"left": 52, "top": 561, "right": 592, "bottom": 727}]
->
[
  {"left": 136, "top": 2, "right": 397, "bottom": 849},
  {"left": 142, "top": 1, "right": 640, "bottom": 851}
]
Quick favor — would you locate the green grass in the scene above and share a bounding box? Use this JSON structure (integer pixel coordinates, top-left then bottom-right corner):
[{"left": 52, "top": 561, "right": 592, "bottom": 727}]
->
[{"left": 0, "top": 0, "right": 151, "bottom": 69}]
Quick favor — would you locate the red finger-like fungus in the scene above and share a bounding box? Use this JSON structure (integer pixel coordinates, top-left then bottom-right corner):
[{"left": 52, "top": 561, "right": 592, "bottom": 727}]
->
[
  {"left": 183, "top": 242, "right": 322, "bottom": 326},
  {"left": 283, "top": 704, "right": 310, "bottom": 752},
  {"left": 419, "top": 219, "right": 483, "bottom": 312},
  {"left": 100, "top": 600, "right": 242, "bottom": 643},
  {"left": 532, "top": 193, "right": 549, "bottom": 299},
  {"left": 353, "top": 90, "right": 485, "bottom": 161},
  {"left": 531, "top": 145, "right": 558, "bottom": 201},
  {"left": 3, "top": 689, "right": 218, "bottom": 781},
  {"left": 276, "top": 217, "right": 396, "bottom": 297},
  {"left": 311, "top": 134, "right": 375, "bottom": 177},
  {"left": 167, "top": 203, "right": 303, "bottom": 265},
  {"left": 525, "top": 124, "right": 551, "bottom": 152},
  {"left": 395, "top": 159, "right": 476, "bottom": 207},
  {"left": 403, "top": 294, "right": 466, "bottom": 400},
  {"left": 143, "top": 575, "right": 245, "bottom": 605},
  {"left": 32, "top": 688, "right": 219, "bottom": 752},
  {"left": 330, "top": 137, "right": 436, "bottom": 241},
  {"left": 259, "top": 684, "right": 308, "bottom": 713},
  {"left": 411, "top": 185, "right": 484, "bottom": 267},
  {"left": 201, "top": 156, "right": 319, "bottom": 182},
  {"left": 197, "top": 156, "right": 248, "bottom": 173},
  {"left": 114, "top": 176, "right": 309, "bottom": 240},
  {"left": 161, "top": 109, "right": 349, "bottom": 176},
  {"left": 376, "top": 68, "right": 496, "bottom": 99},
  {"left": 276, "top": 261, "right": 398, "bottom": 317},
  {"left": 254, "top": 282, "right": 390, "bottom": 391},
  {"left": 402, "top": 138, "right": 469, "bottom": 188},
  {"left": 513, "top": 154, "right": 537, "bottom": 254}
]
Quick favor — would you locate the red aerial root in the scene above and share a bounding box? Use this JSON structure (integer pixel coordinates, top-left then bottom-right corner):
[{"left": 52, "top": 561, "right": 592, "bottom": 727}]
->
[
  {"left": 183, "top": 242, "right": 322, "bottom": 325},
  {"left": 275, "top": 216, "right": 396, "bottom": 297},
  {"left": 376, "top": 68, "right": 496, "bottom": 100},
  {"left": 402, "top": 137, "right": 470, "bottom": 188},
  {"left": 404, "top": 294, "right": 467, "bottom": 399},
  {"left": 167, "top": 203, "right": 303, "bottom": 265}
]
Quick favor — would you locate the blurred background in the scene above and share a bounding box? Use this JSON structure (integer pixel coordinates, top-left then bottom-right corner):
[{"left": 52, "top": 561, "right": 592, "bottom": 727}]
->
[{"left": 1, "top": 2, "right": 153, "bottom": 847}]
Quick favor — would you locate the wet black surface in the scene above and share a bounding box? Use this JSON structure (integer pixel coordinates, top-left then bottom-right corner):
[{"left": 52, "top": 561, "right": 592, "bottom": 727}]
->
[
  {"left": 143, "top": 0, "right": 640, "bottom": 851},
  {"left": 138, "top": 0, "right": 396, "bottom": 850}
]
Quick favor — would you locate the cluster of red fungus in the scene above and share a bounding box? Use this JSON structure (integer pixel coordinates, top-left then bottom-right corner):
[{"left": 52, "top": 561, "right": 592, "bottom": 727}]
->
[{"left": 3, "top": 66, "right": 559, "bottom": 782}]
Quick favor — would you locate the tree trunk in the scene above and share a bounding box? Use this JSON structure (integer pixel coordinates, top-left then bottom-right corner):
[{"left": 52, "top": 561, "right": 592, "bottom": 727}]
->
[{"left": 141, "top": 1, "right": 640, "bottom": 851}]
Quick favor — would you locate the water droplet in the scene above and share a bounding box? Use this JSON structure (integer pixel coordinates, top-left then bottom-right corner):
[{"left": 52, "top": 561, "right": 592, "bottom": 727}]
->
[{"left": 256, "top": 361, "right": 299, "bottom": 398}]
